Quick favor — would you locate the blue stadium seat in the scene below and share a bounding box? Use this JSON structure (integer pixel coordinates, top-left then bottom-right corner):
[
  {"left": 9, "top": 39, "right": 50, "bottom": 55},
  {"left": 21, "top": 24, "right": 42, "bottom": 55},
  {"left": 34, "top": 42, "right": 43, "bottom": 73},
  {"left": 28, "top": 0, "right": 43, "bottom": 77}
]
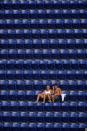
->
[
  {"left": 4, "top": 122, "right": 11, "bottom": 127},
  {"left": 29, "top": 123, "right": 36, "bottom": 128},
  {"left": 46, "top": 112, "right": 54, "bottom": 117},
  {"left": 46, "top": 123, "right": 53, "bottom": 128},
  {"left": 79, "top": 123, "right": 87, "bottom": 128},
  {"left": 71, "top": 123, "right": 79, "bottom": 128},
  {"left": 54, "top": 123, "right": 62, "bottom": 128},
  {"left": 37, "top": 112, "right": 45, "bottom": 117},
  {"left": 63, "top": 123, "right": 70, "bottom": 128},
  {"left": 54, "top": 112, "right": 62, "bottom": 117}
]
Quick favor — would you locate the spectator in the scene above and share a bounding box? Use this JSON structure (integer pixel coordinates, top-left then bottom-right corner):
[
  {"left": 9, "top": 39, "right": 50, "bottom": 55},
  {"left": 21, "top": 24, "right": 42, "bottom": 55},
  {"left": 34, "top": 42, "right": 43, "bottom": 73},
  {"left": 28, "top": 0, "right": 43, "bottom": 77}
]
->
[
  {"left": 36, "top": 85, "right": 51, "bottom": 103},
  {"left": 51, "top": 85, "right": 62, "bottom": 102}
]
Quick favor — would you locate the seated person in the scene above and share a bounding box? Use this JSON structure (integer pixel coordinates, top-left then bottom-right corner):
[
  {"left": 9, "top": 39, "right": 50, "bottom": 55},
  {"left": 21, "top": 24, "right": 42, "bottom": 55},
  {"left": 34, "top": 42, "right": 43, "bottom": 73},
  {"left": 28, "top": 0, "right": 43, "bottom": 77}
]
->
[
  {"left": 51, "top": 85, "right": 62, "bottom": 102},
  {"left": 36, "top": 86, "right": 52, "bottom": 103}
]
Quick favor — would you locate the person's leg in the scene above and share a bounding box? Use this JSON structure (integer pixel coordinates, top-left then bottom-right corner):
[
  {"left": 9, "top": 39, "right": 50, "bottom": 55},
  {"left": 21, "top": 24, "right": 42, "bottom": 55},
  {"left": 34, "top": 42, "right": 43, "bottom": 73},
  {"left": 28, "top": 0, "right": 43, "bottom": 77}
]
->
[
  {"left": 57, "top": 95, "right": 62, "bottom": 102},
  {"left": 52, "top": 95, "right": 58, "bottom": 102},
  {"left": 36, "top": 94, "right": 43, "bottom": 102},
  {"left": 43, "top": 94, "right": 46, "bottom": 103},
  {"left": 36, "top": 94, "right": 40, "bottom": 102},
  {"left": 51, "top": 95, "right": 55, "bottom": 102},
  {"left": 47, "top": 95, "right": 51, "bottom": 102}
]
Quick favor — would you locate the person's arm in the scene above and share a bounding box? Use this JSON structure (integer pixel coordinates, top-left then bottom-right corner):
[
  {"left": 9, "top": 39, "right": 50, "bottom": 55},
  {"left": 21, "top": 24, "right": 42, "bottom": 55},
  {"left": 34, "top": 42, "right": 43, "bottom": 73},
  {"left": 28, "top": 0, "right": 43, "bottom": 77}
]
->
[
  {"left": 54, "top": 89, "right": 61, "bottom": 96},
  {"left": 43, "top": 90, "right": 47, "bottom": 94},
  {"left": 51, "top": 86, "right": 55, "bottom": 94},
  {"left": 59, "top": 88, "right": 62, "bottom": 95}
]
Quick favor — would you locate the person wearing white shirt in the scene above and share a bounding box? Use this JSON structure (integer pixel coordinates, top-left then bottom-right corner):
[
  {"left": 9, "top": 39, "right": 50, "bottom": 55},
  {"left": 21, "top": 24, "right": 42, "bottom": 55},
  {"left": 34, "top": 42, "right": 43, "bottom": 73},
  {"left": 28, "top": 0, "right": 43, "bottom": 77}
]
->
[{"left": 36, "top": 86, "right": 51, "bottom": 103}]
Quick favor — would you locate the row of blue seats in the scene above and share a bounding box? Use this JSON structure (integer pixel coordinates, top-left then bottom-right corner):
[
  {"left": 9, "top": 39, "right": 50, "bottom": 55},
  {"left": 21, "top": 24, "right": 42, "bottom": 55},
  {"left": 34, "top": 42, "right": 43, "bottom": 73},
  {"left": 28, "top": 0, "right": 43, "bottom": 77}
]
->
[
  {"left": 0, "top": 45, "right": 86, "bottom": 50},
  {"left": 0, "top": 24, "right": 86, "bottom": 30},
  {"left": 0, "top": 101, "right": 87, "bottom": 106},
  {"left": 0, "top": 96, "right": 85, "bottom": 102},
  {"left": 0, "top": 39, "right": 87, "bottom": 44},
  {"left": 0, "top": 69, "right": 86, "bottom": 74},
  {"left": 0, "top": 96, "right": 86, "bottom": 102},
  {"left": 0, "top": 59, "right": 86, "bottom": 64},
  {"left": 0, "top": 0, "right": 85, "bottom": 4},
  {"left": 0, "top": 90, "right": 86, "bottom": 96},
  {"left": 0, "top": 93, "right": 86, "bottom": 101},
  {"left": 0, "top": 64, "right": 87, "bottom": 70},
  {"left": 0, "top": 111, "right": 87, "bottom": 117},
  {"left": 0, "top": 14, "right": 86, "bottom": 19},
  {"left": 0, "top": 122, "right": 87, "bottom": 128},
  {"left": 0, "top": 92, "right": 86, "bottom": 99},
  {"left": 0, "top": 34, "right": 87, "bottom": 39},
  {"left": 0, "top": 54, "right": 86, "bottom": 59},
  {"left": 0, "top": 49, "right": 86, "bottom": 54},
  {"left": 0, "top": 80, "right": 86, "bottom": 85},
  {"left": 1, "top": 85, "right": 86, "bottom": 91},
  {"left": 0, "top": 29, "right": 87, "bottom": 34},
  {"left": 0, "top": 19, "right": 87, "bottom": 24},
  {"left": 0, "top": 117, "right": 87, "bottom": 123},
  {"left": 1, "top": 105, "right": 86, "bottom": 112},
  {"left": 0, "top": 64, "right": 86, "bottom": 70},
  {"left": 0, "top": 10, "right": 87, "bottom": 14},
  {"left": 0, "top": 4, "right": 86, "bottom": 13},
  {"left": 0, "top": 44, "right": 86, "bottom": 50},
  {"left": 0, "top": 74, "right": 86, "bottom": 79},
  {"left": 0, "top": 35, "right": 86, "bottom": 39},
  {"left": 0, "top": 13, "right": 87, "bottom": 19},
  {"left": 0, "top": 70, "right": 86, "bottom": 75}
]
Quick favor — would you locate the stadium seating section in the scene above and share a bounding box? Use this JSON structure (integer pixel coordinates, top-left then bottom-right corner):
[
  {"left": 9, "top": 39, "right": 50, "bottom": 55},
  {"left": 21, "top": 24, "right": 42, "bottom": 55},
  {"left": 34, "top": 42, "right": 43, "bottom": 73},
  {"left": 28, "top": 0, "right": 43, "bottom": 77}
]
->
[{"left": 0, "top": 0, "right": 87, "bottom": 130}]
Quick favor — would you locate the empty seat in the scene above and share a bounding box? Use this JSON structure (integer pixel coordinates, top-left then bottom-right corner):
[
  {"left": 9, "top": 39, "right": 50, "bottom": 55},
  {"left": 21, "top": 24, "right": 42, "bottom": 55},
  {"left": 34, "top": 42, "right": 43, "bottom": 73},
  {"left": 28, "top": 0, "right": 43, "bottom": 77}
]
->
[
  {"left": 46, "top": 123, "right": 53, "bottom": 128},
  {"left": 71, "top": 123, "right": 79, "bottom": 128},
  {"left": 29, "top": 123, "right": 36, "bottom": 128},
  {"left": 54, "top": 123, "right": 62, "bottom": 128},
  {"left": 37, "top": 112, "right": 45, "bottom": 117},
  {"left": 63, "top": 123, "right": 70, "bottom": 128}
]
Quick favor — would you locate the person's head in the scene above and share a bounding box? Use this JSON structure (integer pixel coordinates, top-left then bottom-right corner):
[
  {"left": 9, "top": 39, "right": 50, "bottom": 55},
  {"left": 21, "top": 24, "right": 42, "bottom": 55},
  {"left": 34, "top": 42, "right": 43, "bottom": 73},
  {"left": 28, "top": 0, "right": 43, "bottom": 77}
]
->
[
  {"left": 54, "top": 84, "right": 58, "bottom": 89},
  {"left": 52, "top": 85, "right": 55, "bottom": 89},
  {"left": 46, "top": 85, "right": 50, "bottom": 90}
]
